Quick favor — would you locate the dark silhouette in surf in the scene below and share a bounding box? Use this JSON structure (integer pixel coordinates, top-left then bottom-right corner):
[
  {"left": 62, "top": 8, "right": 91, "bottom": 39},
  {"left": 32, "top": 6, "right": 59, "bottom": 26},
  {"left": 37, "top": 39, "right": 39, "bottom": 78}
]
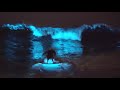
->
[{"left": 42, "top": 48, "right": 56, "bottom": 63}]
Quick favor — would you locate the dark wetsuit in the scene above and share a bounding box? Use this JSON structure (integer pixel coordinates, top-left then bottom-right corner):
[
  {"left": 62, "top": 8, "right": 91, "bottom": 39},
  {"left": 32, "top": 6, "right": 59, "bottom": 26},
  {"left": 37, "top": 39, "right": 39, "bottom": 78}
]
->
[{"left": 43, "top": 49, "right": 56, "bottom": 61}]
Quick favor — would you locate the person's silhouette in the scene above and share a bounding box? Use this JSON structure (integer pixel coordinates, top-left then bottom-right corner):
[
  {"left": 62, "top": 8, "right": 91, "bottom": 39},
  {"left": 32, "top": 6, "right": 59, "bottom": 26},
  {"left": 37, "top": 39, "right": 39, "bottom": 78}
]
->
[{"left": 42, "top": 48, "right": 56, "bottom": 63}]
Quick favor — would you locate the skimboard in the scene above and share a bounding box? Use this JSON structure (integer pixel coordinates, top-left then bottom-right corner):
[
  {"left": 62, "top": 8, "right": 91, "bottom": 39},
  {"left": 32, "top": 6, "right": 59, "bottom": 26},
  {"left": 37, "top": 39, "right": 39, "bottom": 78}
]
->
[{"left": 32, "top": 62, "right": 72, "bottom": 72}]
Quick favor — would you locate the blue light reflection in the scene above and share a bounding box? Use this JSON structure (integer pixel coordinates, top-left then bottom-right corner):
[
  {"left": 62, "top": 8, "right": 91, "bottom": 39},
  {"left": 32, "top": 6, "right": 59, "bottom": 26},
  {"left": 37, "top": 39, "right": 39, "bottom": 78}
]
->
[{"left": 31, "top": 41, "right": 43, "bottom": 60}]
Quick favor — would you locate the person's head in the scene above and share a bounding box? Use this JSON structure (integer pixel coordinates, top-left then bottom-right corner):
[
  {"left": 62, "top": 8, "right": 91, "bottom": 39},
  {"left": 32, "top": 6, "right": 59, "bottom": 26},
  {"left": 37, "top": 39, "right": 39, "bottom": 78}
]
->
[{"left": 49, "top": 48, "right": 54, "bottom": 50}]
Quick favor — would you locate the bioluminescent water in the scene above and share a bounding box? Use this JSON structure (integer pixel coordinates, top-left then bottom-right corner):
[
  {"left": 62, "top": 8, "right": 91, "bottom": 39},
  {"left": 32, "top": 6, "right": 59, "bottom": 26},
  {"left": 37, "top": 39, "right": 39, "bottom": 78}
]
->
[
  {"left": 2, "top": 23, "right": 89, "bottom": 60},
  {"left": 1, "top": 23, "right": 119, "bottom": 77},
  {"left": 2, "top": 23, "right": 117, "bottom": 61},
  {"left": 31, "top": 41, "right": 43, "bottom": 60},
  {"left": 3, "top": 24, "right": 83, "bottom": 40},
  {"left": 32, "top": 62, "right": 72, "bottom": 72}
]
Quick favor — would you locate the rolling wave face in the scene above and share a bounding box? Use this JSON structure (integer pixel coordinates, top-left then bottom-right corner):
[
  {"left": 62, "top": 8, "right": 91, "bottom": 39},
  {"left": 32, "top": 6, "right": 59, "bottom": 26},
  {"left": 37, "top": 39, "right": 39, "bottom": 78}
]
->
[
  {"left": 2, "top": 24, "right": 85, "bottom": 41},
  {"left": 28, "top": 25, "right": 82, "bottom": 41},
  {"left": 1, "top": 23, "right": 116, "bottom": 61},
  {"left": 2, "top": 23, "right": 112, "bottom": 41}
]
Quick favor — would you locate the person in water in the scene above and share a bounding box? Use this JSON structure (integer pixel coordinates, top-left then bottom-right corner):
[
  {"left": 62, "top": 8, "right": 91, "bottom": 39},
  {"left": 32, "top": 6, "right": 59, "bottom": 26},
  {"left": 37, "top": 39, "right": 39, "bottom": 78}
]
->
[{"left": 42, "top": 48, "right": 56, "bottom": 63}]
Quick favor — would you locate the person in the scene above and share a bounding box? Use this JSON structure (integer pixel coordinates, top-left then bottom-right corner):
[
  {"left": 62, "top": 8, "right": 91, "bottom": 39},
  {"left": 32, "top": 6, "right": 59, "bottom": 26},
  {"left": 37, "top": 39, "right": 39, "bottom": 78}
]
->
[{"left": 42, "top": 48, "right": 56, "bottom": 63}]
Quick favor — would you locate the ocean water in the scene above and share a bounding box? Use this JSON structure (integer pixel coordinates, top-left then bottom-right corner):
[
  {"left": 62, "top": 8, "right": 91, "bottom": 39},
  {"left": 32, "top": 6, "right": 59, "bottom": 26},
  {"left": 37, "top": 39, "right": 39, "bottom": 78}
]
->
[
  {"left": 0, "top": 23, "right": 120, "bottom": 78},
  {"left": 0, "top": 30, "right": 83, "bottom": 78}
]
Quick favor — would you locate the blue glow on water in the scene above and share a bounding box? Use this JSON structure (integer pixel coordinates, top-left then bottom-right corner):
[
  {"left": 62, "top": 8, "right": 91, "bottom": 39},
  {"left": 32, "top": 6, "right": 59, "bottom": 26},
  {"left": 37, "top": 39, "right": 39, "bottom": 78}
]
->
[
  {"left": 90, "top": 23, "right": 113, "bottom": 31},
  {"left": 2, "top": 24, "right": 26, "bottom": 30},
  {"left": 31, "top": 41, "right": 43, "bottom": 60},
  {"left": 29, "top": 25, "right": 42, "bottom": 37},
  {"left": 2, "top": 23, "right": 112, "bottom": 41},
  {"left": 2, "top": 23, "right": 113, "bottom": 58},
  {"left": 2, "top": 24, "right": 82, "bottom": 41},
  {"left": 30, "top": 40, "right": 83, "bottom": 60},
  {"left": 2, "top": 23, "right": 116, "bottom": 73},
  {"left": 32, "top": 62, "right": 72, "bottom": 72},
  {"left": 52, "top": 40, "right": 83, "bottom": 57},
  {"left": 52, "top": 31, "right": 80, "bottom": 40},
  {"left": 92, "top": 23, "right": 109, "bottom": 29}
]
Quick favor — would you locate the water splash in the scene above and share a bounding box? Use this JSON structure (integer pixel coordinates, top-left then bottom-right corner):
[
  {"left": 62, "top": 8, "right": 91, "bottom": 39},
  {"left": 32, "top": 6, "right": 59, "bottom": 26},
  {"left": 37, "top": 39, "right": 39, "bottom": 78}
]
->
[
  {"left": 32, "top": 62, "right": 72, "bottom": 72},
  {"left": 2, "top": 24, "right": 83, "bottom": 41},
  {"left": 2, "top": 23, "right": 27, "bottom": 30}
]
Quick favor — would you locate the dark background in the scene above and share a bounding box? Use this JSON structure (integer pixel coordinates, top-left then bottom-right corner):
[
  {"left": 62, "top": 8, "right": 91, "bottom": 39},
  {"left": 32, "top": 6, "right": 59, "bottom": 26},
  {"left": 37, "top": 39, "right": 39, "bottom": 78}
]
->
[{"left": 0, "top": 12, "right": 120, "bottom": 28}]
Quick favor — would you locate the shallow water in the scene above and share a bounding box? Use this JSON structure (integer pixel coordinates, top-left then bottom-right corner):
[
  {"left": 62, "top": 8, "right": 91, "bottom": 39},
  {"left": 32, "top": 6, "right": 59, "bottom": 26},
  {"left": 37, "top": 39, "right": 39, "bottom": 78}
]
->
[{"left": 0, "top": 34, "right": 83, "bottom": 78}]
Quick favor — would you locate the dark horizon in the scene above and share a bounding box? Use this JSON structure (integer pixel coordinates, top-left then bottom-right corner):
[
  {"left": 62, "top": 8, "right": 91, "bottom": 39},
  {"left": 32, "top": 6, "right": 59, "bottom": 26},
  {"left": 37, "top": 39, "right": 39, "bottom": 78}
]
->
[{"left": 0, "top": 12, "right": 120, "bottom": 28}]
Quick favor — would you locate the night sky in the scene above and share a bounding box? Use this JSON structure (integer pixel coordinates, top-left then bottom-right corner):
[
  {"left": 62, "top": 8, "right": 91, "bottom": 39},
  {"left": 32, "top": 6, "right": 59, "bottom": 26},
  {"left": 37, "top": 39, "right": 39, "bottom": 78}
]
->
[{"left": 0, "top": 12, "right": 120, "bottom": 28}]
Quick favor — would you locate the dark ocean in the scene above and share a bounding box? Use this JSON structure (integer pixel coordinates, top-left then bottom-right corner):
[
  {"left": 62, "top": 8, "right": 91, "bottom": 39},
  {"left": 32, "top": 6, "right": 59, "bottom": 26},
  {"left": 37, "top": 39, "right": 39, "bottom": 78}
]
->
[{"left": 0, "top": 23, "right": 120, "bottom": 78}]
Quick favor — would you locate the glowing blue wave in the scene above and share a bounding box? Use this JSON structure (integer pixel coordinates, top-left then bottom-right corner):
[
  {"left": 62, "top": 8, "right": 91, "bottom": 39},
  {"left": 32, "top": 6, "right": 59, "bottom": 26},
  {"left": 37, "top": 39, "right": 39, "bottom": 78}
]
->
[
  {"left": 2, "top": 24, "right": 27, "bottom": 30},
  {"left": 2, "top": 23, "right": 112, "bottom": 41}
]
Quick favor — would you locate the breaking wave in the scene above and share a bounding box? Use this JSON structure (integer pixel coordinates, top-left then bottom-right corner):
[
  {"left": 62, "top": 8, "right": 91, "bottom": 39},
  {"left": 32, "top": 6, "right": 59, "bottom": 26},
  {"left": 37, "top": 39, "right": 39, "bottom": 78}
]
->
[{"left": 2, "top": 23, "right": 112, "bottom": 41}]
